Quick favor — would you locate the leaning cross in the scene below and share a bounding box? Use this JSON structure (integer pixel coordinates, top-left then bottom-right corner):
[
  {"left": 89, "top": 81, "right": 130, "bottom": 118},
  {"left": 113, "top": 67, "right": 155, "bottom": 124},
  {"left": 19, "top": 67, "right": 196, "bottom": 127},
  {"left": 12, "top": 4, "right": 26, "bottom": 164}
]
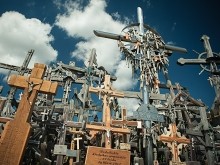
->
[
  {"left": 158, "top": 123, "right": 190, "bottom": 163},
  {"left": 86, "top": 75, "right": 130, "bottom": 149},
  {"left": 0, "top": 63, "right": 58, "bottom": 165}
]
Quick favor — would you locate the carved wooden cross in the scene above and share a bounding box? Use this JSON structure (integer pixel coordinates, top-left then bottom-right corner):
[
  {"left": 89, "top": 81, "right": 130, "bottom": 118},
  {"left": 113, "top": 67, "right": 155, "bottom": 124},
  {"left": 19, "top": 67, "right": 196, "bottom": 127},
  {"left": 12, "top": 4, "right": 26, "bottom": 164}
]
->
[
  {"left": 0, "top": 63, "right": 58, "bottom": 165},
  {"left": 158, "top": 123, "right": 190, "bottom": 163},
  {"left": 86, "top": 75, "right": 130, "bottom": 148}
]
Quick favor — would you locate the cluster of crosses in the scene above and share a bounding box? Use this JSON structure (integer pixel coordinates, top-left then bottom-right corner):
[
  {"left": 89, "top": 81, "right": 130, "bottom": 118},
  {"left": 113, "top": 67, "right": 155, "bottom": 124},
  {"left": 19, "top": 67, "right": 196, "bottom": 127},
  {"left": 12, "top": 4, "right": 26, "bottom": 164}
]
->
[{"left": 0, "top": 7, "right": 220, "bottom": 165}]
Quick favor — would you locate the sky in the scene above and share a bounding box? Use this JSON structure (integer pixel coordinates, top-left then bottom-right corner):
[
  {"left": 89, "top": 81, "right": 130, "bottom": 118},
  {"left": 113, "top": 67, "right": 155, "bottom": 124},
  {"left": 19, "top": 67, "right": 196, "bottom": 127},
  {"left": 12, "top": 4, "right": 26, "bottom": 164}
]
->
[{"left": 0, "top": 0, "right": 219, "bottom": 112}]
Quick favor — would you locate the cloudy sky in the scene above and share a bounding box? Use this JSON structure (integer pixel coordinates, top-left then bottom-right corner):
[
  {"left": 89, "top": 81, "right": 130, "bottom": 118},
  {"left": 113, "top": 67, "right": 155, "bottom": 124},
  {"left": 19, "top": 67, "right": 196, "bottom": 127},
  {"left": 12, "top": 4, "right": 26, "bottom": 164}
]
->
[{"left": 0, "top": 0, "right": 219, "bottom": 112}]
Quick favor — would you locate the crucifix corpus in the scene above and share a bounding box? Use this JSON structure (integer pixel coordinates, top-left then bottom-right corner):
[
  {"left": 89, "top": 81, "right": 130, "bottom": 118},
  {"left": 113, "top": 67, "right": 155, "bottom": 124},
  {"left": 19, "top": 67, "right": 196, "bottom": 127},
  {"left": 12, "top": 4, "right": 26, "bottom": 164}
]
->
[
  {"left": 0, "top": 63, "right": 58, "bottom": 165},
  {"left": 85, "top": 75, "right": 131, "bottom": 165}
]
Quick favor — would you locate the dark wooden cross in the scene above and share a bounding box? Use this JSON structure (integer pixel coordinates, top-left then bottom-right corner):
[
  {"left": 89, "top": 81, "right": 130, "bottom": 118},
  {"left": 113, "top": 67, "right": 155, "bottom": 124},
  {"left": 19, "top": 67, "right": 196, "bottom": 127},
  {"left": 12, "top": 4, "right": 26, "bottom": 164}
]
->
[
  {"left": 0, "top": 63, "right": 58, "bottom": 165},
  {"left": 158, "top": 123, "right": 190, "bottom": 163},
  {"left": 86, "top": 75, "right": 130, "bottom": 149}
]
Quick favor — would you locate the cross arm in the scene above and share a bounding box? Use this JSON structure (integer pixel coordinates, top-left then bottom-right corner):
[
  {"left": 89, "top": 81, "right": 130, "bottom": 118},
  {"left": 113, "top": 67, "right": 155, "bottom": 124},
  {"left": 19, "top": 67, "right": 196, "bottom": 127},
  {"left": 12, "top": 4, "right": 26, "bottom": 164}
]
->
[
  {"left": 111, "top": 120, "right": 138, "bottom": 127},
  {"left": 8, "top": 75, "right": 58, "bottom": 94},
  {"left": 94, "top": 30, "right": 187, "bottom": 53},
  {"left": 159, "top": 136, "right": 190, "bottom": 144},
  {"left": 177, "top": 57, "right": 207, "bottom": 65},
  {"left": 89, "top": 87, "right": 124, "bottom": 98},
  {"left": 86, "top": 124, "right": 130, "bottom": 134}
]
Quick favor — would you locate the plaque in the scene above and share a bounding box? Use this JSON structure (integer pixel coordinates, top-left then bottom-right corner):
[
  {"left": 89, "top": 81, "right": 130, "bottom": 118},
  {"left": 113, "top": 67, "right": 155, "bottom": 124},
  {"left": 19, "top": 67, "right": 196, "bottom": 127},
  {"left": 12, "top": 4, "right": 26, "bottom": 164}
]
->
[{"left": 85, "top": 146, "right": 130, "bottom": 165}]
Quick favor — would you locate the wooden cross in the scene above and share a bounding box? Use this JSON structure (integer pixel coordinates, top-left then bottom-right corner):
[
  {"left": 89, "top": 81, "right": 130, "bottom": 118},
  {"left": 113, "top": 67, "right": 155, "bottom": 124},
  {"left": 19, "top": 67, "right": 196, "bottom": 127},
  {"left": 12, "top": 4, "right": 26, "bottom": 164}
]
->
[
  {"left": 86, "top": 75, "right": 130, "bottom": 148},
  {"left": 111, "top": 107, "right": 138, "bottom": 143},
  {"left": 74, "top": 137, "right": 82, "bottom": 150},
  {"left": 111, "top": 107, "right": 138, "bottom": 127},
  {"left": 0, "top": 63, "right": 58, "bottom": 165},
  {"left": 158, "top": 123, "right": 190, "bottom": 163}
]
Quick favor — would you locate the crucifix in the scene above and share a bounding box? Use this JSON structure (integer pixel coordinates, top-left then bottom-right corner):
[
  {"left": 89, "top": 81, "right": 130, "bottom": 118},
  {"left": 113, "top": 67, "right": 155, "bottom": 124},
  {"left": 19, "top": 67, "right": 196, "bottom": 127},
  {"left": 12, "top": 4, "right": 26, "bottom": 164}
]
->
[
  {"left": 86, "top": 75, "right": 130, "bottom": 149},
  {"left": 0, "top": 63, "right": 58, "bottom": 165},
  {"left": 158, "top": 123, "right": 190, "bottom": 164}
]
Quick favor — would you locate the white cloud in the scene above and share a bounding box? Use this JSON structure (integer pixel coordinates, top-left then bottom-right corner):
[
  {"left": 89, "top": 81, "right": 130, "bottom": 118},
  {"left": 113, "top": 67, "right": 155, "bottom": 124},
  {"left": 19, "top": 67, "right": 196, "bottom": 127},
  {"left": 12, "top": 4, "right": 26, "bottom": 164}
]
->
[
  {"left": 113, "top": 60, "right": 138, "bottom": 90},
  {"left": 118, "top": 98, "right": 139, "bottom": 116},
  {"left": 55, "top": 0, "right": 139, "bottom": 112},
  {"left": 55, "top": 0, "right": 138, "bottom": 89},
  {"left": 55, "top": 0, "right": 126, "bottom": 73},
  {"left": 0, "top": 11, "right": 58, "bottom": 74}
]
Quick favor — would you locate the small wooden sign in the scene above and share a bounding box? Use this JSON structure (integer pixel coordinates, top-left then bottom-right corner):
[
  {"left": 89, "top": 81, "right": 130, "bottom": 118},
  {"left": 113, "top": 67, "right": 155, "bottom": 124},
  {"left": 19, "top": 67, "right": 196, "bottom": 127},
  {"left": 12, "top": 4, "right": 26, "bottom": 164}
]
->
[{"left": 85, "top": 146, "right": 130, "bottom": 165}]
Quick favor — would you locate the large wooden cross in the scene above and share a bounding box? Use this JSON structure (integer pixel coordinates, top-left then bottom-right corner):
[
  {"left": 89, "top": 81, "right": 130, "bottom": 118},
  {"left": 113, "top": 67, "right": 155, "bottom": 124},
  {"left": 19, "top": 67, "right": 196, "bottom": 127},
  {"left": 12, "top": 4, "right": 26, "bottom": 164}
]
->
[
  {"left": 0, "top": 63, "right": 58, "bottom": 165},
  {"left": 158, "top": 123, "right": 190, "bottom": 164},
  {"left": 86, "top": 75, "right": 130, "bottom": 149}
]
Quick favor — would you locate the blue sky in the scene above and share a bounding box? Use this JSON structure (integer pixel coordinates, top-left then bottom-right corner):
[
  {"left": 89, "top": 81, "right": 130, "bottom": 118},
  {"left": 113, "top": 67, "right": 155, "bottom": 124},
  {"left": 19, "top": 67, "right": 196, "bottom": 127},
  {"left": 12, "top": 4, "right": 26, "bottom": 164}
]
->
[{"left": 0, "top": 0, "right": 219, "bottom": 111}]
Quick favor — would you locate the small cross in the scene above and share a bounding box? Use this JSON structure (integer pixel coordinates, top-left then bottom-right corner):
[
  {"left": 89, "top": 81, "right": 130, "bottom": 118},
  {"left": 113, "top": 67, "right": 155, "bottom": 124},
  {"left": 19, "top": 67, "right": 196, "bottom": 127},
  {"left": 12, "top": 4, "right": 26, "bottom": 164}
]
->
[{"left": 74, "top": 137, "right": 82, "bottom": 150}]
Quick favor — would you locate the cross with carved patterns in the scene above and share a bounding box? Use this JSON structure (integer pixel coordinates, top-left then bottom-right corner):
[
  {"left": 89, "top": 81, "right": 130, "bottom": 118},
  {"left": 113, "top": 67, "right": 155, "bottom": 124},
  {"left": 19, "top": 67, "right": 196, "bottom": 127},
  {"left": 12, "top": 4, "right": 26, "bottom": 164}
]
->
[
  {"left": 0, "top": 63, "right": 58, "bottom": 165},
  {"left": 86, "top": 75, "right": 130, "bottom": 149},
  {"left": 158, "top": 123, "right": 190, "bottom": 163}
]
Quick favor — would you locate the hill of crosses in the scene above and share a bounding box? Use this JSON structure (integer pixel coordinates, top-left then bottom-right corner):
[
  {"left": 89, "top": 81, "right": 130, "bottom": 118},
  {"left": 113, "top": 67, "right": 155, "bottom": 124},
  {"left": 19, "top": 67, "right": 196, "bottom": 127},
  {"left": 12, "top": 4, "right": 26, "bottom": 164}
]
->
[{"left": 0, "top": 7, "right": 220, "bottom": 165}]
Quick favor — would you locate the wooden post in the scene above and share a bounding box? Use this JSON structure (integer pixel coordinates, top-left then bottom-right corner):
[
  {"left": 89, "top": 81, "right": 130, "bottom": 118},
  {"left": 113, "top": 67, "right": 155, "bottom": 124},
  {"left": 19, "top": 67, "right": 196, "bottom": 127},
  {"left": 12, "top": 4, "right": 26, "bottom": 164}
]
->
[
  {"left": 158, "top": 123, "right": 190, "bottom": 164},
  {"left": 0, "top": 63, "right": 58, "bottom": 165},
  {"left": 86, "top": 75, "right": 130, "bottom": 149},
  {"left": 69, "top": 128, "right": 76, "bottom": 165}
]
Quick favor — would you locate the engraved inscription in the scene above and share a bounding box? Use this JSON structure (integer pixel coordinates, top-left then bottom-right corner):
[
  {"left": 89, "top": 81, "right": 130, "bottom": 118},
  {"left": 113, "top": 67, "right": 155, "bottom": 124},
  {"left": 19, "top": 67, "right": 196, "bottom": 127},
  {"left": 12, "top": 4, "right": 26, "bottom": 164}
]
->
[{"left": 85, "top": 146, "right": 130, "bottom": 165}]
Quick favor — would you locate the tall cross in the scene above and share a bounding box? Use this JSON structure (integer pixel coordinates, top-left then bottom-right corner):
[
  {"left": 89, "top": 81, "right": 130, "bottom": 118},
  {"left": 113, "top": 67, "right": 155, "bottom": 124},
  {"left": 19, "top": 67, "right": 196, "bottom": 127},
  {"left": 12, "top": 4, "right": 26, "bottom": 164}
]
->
[
  {"left": 86, "top": 75, "right": 130, "bottom": 148},
  {"left": 158, "top": 123, "right": 190, "bottom": 163},
  {"left": 0, "top": 63, "right": 58, "bottom": 165}
]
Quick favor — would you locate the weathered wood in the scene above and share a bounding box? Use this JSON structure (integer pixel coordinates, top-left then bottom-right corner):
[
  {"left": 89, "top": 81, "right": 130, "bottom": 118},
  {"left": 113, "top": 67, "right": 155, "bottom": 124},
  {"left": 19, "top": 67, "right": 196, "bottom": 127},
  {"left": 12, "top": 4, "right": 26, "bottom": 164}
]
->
[
  {"left": 0, "top": 63, "right": 58, "bottom": 165},
  {"left": 69, "top": 128, "right": 76, "bottom": 165},
  {"left": 85, "top": 146, "right": 130, "bottom": 165},
  {"left": 158, "top": 123, "right": 190, "bottom": 163},
  {"left": 86, "top": 124, "right": 130, "bottom": 134},
  {"left": 8, "top": 75, "right": 57, "bottom": 94}
]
